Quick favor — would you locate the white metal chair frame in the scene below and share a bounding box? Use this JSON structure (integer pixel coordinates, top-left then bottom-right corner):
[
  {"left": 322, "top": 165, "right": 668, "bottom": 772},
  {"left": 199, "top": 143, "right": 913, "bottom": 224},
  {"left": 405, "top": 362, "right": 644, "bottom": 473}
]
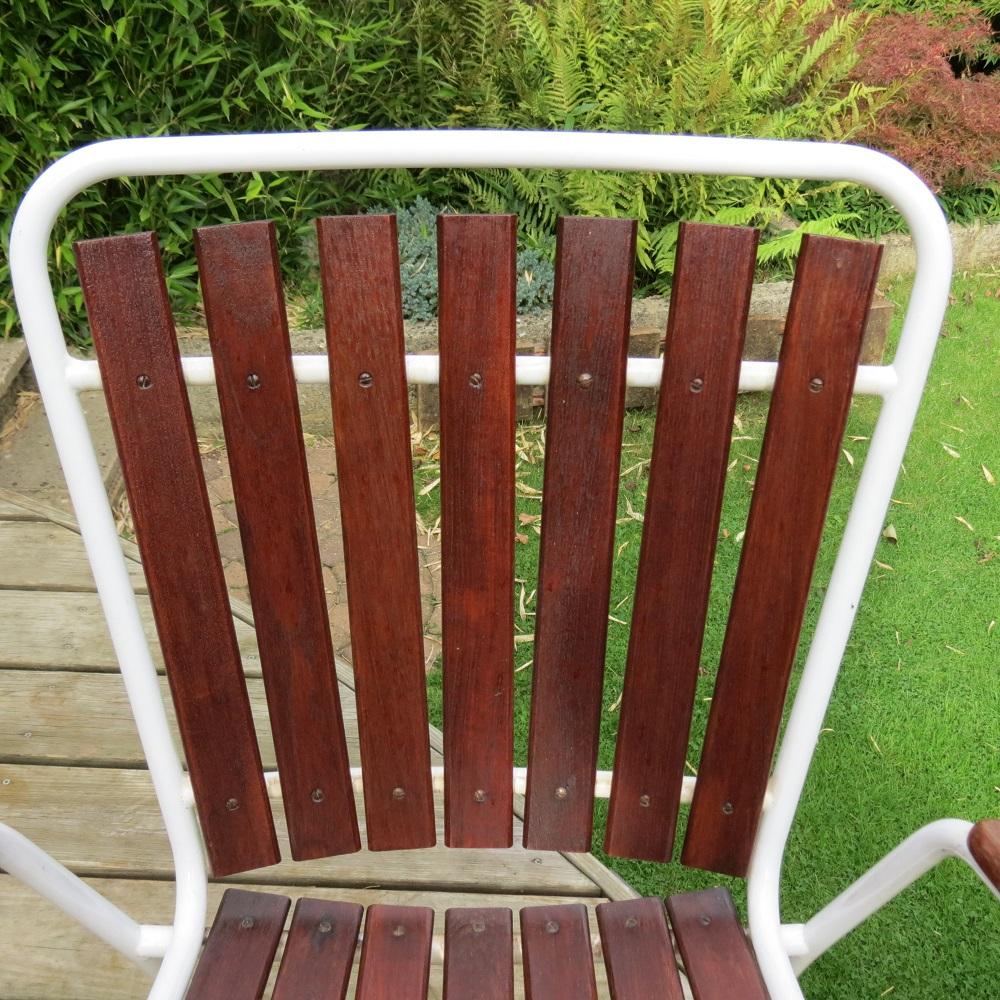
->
[{"left": 5, "top": 130, "right": 997, "bottom": 999}]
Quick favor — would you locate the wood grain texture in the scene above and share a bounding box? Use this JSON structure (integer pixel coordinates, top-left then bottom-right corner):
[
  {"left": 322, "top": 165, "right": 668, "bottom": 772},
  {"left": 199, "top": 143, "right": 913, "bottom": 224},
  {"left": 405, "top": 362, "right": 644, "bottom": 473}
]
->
[
  {"left": 317, "top": 215, "right": 436, "bottom": 851},
  {"left": 76, "top": 232, "right": 278, "bottom": 877},
  {"left": 683, "top": 234, "right": 883, "bottom": 876},
  {"left": 595, "top": 897, "right": 684, "bottom": 1000},
  {"left": 272, "top": 898, "right": 363, "bottom": 1000},
  {"left": 196, "top": 221, "right": 359, "bottom": 862},
  {"left": 605, "top": 223, "right": 758, "bottom": 863},
  {"left": 443, "top": 907, "right": 514, "bottom": 1000},
  {"left": 520, "top": 903, "right": 598, "bottom": 1000},
  {"left": 523, "top": 217, "right": 636, "bottom": 852},
  {"left": 666, "top": 888, "right": 769, "bottom": 1000},
  {"left": 438, "top": 215, "right": 516, "bottom": 848},
  {"left": 356, "top": 904, "right": 434, "bottom": 1000},
  {"left": 186, "top": 888, "right": 290, "bottom": 1000},
  {"left": 969, "top": 819, "right": 1000, "bottom": 890}
]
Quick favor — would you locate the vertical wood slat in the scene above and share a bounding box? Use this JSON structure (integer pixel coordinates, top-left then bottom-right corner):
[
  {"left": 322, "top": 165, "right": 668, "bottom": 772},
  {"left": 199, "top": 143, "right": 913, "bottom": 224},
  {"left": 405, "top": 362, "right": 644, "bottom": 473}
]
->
[
  {"left": 443, "top": 907, "right": 514, "bottom": 1000},
  {"left": 438, "top": 215, "right": 517, "bottom": 848},
  {"left": 196, "top": 221, "right": 360, "bottom": 861},
  {"left": 317, "top": 215, "right": 436, "bottom": 851},
  {"left": 520, "top": 904, "right": 598, "bottom": 1000},
  {"left": 595, "top": 898, "right": 685, "bottom": 1000},
  {"left": 272, "top": 898, "right": 363, "bottom": 1000},
  {"left": 77, "top": 233, "right": 279, "bottom": 877},
  {"left": 186, "top": 889, "right": 291, "bottom": 1000},
  {"left": 523, "top": 217, "right": 636, "bottom": 851},
  {"left": 356, "top": 904, "right": 434, "bottom": 1000},
  {"left": 683, "top": 234, "right": 883, "bottom": 876},
  {"left": 605, "top": 223, "right": 759, "bottom": 862}
]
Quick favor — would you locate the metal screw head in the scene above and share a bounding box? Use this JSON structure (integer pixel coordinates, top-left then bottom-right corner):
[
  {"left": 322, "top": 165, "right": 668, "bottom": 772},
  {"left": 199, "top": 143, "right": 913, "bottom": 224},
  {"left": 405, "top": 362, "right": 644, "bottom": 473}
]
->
[
  {"left": 624, "top": 916, "right": 639, "bottom": 930},
  {"left": 577, "top": 372, "right": 594, "bottom": 389},
  {"left": 473, "top": 789, "right": 487, "bottom": 803},
  {"left": 809, "top": 376, "right": 824, "bottom": 393},
  {"left": 311, "top": 788, "right": 325, "bottom": 803},
  {"left": 1, "top": 778, "right": 10, "bottom": 786},
  {"left": 240, "top": 917, "right": 255, "bottom": 930},
  {"left": 700, "top": 915, "right": 712, "bottom": 927},
  {"left": 392, "top": 786, "right": 406, "bottom": 801},
  {"left": 469, "top": 372, "right": 483, "bottom": 389},
  {"left": 246, "top": 373, "right": 262, "bottom": 390},
  {"left": 392, "top": 924, "right": 406, "bottom": 938},
  {"left": 639, "top": 793, "right": 651, "bottom": 808},
  {"left": 136, "top": 374, "right": 153, "bottom": 390},
  {"left": 225, "top": 797, "right": 239, "bottom": 811},
  {"left": 471, "top": 919, "right": 486, "bottom": 934},
  {"left": 722, "top": 801, "right": 734, "bottom": 815},
  {"left": 318, "top": 920, "right": 333, "bottom": 934},
  {"left": 555, "top": 785, "right": 569, "bottom": 800},
  {"left": 358, "top": 371, "right": 374, "bottom": 389},
  {"left": 689, "top": 376, "right": 705, "bottom": 393},
  {"left": 545, "top": 920, "right": 560, "bottom": 935}
]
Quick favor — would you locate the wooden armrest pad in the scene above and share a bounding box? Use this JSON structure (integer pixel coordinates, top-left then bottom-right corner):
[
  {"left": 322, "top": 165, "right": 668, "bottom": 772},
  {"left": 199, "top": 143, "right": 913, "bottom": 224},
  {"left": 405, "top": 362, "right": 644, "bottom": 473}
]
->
[{"left": 968, "top": 819, "right": 1000, "bottom": 890}]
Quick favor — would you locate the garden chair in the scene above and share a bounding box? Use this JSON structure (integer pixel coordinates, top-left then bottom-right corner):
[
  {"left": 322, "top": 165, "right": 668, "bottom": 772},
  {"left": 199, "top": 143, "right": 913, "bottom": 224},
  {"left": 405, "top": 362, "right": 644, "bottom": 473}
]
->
[{"left": 5, "top": 131, "right": 999, "bottom": 1000}]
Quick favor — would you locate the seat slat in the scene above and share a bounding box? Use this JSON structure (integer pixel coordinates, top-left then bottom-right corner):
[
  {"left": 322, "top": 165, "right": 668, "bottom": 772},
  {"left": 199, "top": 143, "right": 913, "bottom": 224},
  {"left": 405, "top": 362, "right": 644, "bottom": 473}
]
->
[
  {"left": 196, "top": 221, "right": 359, "bottom": 861},
  {"left": 596, "top": 897, "right": 685, "bottom": 1000},
  {"left": 77, "top": 233, "right": 279, "bottom": 877},
  {"left": 356, "top": 904, "right": 434, "bottom": 1000},
  {"left": 520, "top": 903, "right": 598, "bottom": 1000},
  {"left": 186, "top": 888, "right": 290, "bottom": 1000},
  {"left": 443, "top": 907, "right": 513, "bottom": 1000},
  {"left": 438, "top": 215, "right": 516, "bottom": 848},
  {"left": 272, "top": 898, "right": 363, "bottom": 1000},
  {"left": 605, "top": 223, "right": 758, "bottom": 862},
  {"left": 316, "top": 215, "right": 436, "bottom": 851},
  {"left": 683, "top": 235, "right": 883, "bottom": 876},
  {"left": 523, "top": 217, "right": 635, "bottom": 852},
  {"left": 666, "top": 888, "right": 769, "bottom": 1000}
]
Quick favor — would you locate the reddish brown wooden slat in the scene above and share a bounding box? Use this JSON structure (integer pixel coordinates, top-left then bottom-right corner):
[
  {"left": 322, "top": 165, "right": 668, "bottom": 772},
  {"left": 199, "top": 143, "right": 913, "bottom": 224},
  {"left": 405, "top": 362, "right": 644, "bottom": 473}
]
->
[
  {"left": 605, "top": 223, "right": 758, "bottom": 862},
  {"left": 520, "top": 903, "right": 598, "bottom": 1000},
  {"left": 969, "top": 819, "right": 1000, "bottom": 890},
  {"left": 356, "top": 904, "right": 434, "bottom": 1000},
  {"left": 443, "top": 907, "right": 513, "bottom": 1000},
  {"left": 596, "top": 898, "right": 685, "bottom": 1000},
  {"left": 523, "top": 217, "right": 636, "bottom": 852},
  {"left": 77, "top": 233, "right": 278, "bottom": 877},
  {"left": 272, "top": 898, "right": 363, "bottom": 1000},
  {"left": 196, "top": 221, "right": 359, "bottom": 861},
  {"left": 186, "top": 888, "right": 290, "bottom": 1000},
  {"left": 438, "top": 215, "right": 516, "bottom": 848},
  {"left": 683, "top": 235, "right": 883, "bottom": 876},
  {"left": 666, "top": 888, "right": 769, "bottom": 1000},
  {"left": 316, "top": 215, "right": 436, "bottom": 851}
]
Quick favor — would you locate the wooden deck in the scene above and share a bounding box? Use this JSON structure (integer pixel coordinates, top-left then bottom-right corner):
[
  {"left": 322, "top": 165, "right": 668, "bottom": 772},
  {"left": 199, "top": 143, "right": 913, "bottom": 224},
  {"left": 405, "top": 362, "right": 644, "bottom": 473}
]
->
[{"left": 0, "top": 489, "right": 636, "bottom": 998}]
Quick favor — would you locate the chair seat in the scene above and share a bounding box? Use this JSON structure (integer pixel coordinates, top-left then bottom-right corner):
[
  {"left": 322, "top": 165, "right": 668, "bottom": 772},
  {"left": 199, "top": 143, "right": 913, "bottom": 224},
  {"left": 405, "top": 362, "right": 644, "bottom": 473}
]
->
[{"left": 185, "top": 886, "right": 769, "bottom": 999}]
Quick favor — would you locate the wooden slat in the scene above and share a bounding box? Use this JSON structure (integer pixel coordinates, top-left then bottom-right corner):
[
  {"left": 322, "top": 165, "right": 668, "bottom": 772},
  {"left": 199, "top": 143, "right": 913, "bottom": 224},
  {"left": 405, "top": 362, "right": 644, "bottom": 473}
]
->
[
  {"left": 444, "top": 907, "right": 514, "bottom": 1000},
  {"left": 317, "top": 215, "right": 436, "bottom": 851},
  {"left": 438, "top": 215, "right": 516, "bottom": 848},
  {"left": 186, "top": 888, "right": 290, "bottom": 1000},
  {"left": 520, "top": 903, "right": 597, "bottom": 1000},
  {"left": 523, "top": 217, "right": 635, "bottom": 852},
  {"left": 969, "top": 819, "right": 1000, "bottom": 890},
  {"left": 683, "top": 235, "right": 882, "bottom": 876},
  {"left": 76, "top": 233, "right": 278, "bottom": 877},
  {"left": 595, "top": 897, "right": 684, "bottom": 1000},
  {"left": 272, "top": 898, "right": 363, "bottom": 1000},
  {"left": 196, "top": 221, "right": 359, "bottom": 861},
  {"left": 666, "top": 888, "right": 769, "bottom": 1000},
  {"left": 605, "top": 222, "right": 758, "bottom": 862},
  {"left": 356, "top": 904, "right": 434, "bottom": 1000}
]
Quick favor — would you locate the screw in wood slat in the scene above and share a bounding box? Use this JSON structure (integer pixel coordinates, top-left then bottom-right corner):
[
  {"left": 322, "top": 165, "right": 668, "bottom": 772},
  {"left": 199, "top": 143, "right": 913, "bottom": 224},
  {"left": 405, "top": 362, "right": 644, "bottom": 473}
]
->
[
  {"left": 624, "top": 916, "right": 638, "bottom": 929},
  {"left": 545, "top": 920, "right": 560, "bottom": 935},
  {"left": 392, "top": 787, "right": 406, "bottom": 801},
  {"left": 555, "top": 786, "right": 569, "bottom": 800},
  {"left": 393, "top": 925, "right": 407, "bottom": 938},
  {"left": 809, "top": 377, "right": 825, "bottom": 393},
  {"left": 577, "top": 372, "right": 594, "bottom": 389},
  {"left": 358, "top": 371, "right": 374, "bottom": 389},
  {"left": 225, "top": 797, "right": 239, "bottom": 811},
  {"left": 469, "top": 372, "right": 483, "bottom": 389},
  {"left": 311, "top": 788, "right": 325, "bottom": 803},
  {"left": 318, "top": 920, "right": 333, "bottom": 934},
  {"left": 722, "top": 801, "right": 734, "bottom": 815},
  {"left": 246, "top": 373, "right": 262, "bottom": 390},
  {"left": 700, "top": 915, "right": 712, "bottom": 927},
  {"left": 135, "top": 374, "right": 153, "bottom": 390},
  {"left": 689, "top": 376, "right": 705, "bottom": 393},
  {"left": 471, "top": 919, "right": 486, "bottom": 934},
  {"left": 639, "top": 794, "right": 651, "bottom": 808},
  {"left": 240, "top": 917, "right": 255, "bottom": 930},
  {"left": 473, "top": 789, "right": 487, "bottom": 803}
]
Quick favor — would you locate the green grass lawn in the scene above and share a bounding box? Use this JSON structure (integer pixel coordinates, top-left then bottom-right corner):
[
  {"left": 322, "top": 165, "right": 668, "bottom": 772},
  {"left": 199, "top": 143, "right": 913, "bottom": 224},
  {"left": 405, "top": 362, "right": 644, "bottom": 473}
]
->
[{"left": 414, "top": 270, "right": 999, "bottom": 998}]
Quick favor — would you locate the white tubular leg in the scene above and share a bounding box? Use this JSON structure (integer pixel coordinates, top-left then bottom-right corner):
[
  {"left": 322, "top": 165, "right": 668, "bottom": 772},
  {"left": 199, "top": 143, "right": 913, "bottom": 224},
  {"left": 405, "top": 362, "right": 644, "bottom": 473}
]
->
[
  {"left": 792, "top": 819, "right": 994, "bottom": 974},
  {"left": 0, "top": 821, "right": 158, "bottom": 975}
]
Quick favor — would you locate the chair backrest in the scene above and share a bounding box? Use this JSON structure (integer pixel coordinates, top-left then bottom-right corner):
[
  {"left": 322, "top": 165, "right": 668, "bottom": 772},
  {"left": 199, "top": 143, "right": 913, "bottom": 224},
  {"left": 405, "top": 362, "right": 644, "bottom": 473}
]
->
[
  {"left": 12, "top": 133, "right": 949, "bottom": 916},
  {"left": 74, "top": 207, "right": 882, "bottom": 882}
]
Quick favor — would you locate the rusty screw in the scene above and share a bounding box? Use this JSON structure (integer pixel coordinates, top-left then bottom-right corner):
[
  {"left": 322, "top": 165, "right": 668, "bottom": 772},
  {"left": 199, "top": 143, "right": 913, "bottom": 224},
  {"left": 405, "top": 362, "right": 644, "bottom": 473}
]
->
[
  {"left": 225, "top": 797, "right": 239, "bottom": 811},
  {"left": 469, "top": 372, "right": 483, "bottom": 389},
  {"left": 246, "top": 373, "right": 262, "bottom": 390},
  {"left": 392, "top": 787, "right": 406, "bottom": 801},
  {"left": 311, "top": 788, "right": 325, "bottom": 803},
  {"left": 809, "top": 377, "right": 824, "bottom": 393},
  {"left": 136, "top": 374, "right": 153, "bottom": 390},
  {"left": 577, "top": 372, "right": 594, "bottom": 389},
  {"left": 358, "top": 371, "right": 374, "bottom": 389},
  {"left": 722, "top": 801, "right": 734, "bottom": 815},
  {"left": 689, "top": 376, "right": 705, "bottom": 393}
]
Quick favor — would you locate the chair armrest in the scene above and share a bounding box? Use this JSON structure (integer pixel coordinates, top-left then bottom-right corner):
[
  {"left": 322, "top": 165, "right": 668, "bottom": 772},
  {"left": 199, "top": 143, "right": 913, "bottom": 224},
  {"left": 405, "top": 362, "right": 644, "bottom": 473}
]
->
[{"left": 968, "top": 819, "right": 1000, "bottom": 891}]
